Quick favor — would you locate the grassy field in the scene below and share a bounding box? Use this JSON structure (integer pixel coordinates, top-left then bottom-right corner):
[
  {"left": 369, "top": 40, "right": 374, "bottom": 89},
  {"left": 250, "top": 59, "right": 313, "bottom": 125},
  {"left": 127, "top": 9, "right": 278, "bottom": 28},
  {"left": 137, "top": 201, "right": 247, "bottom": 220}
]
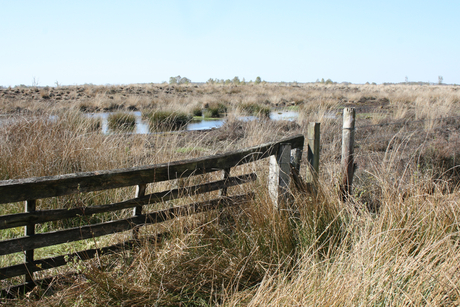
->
[{"left": 1, "top": 83, "right": 460, "bottom": 305}]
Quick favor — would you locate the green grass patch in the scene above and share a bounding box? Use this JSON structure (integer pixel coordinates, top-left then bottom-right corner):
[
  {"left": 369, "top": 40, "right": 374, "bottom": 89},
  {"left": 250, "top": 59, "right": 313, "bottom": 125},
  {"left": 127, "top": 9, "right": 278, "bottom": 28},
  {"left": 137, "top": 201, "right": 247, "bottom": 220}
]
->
[{"left": 286, "top": 105, "right": 300, "bottom": 111}]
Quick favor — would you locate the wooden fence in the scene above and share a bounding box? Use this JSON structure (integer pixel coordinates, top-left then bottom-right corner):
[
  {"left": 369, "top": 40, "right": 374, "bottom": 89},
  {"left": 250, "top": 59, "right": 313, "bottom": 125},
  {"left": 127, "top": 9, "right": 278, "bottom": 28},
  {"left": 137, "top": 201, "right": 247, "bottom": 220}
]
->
[{"left": 0, "top": 133, "right": 314, "bottom": 296}]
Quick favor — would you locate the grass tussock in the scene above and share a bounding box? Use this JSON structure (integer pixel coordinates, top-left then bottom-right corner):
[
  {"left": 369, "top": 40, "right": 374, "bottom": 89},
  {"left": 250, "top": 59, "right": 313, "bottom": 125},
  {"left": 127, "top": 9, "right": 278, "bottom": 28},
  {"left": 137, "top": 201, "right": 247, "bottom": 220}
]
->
[
  {"left": 2, "top": 84, "right": 460, "bottom": 305},
  {"left": 143, "top": 110, "right": 193, "bottom": 131},
  {"left": 240, "top": 103, "right": 271, "bottom": 118},
  {"left": 203, "top": 102, "right": 228, "bottom": 118},
  {"left": 107, "top": 112, "right": 136, "bottom": 131}
]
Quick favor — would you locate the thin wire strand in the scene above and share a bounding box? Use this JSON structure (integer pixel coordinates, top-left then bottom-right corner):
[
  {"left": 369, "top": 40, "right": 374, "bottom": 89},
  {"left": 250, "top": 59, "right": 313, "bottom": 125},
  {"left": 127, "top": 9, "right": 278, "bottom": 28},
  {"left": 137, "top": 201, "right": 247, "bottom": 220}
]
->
[{"left": 354, "top": 115, "right": 460, "bottom": 129}]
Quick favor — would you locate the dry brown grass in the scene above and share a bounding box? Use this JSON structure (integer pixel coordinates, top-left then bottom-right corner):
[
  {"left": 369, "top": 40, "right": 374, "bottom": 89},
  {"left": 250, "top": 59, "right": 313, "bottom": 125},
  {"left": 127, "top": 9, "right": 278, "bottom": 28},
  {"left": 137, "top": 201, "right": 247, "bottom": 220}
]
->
[{"left": 2, "top": 83, "right": 460, "bottom": 305}]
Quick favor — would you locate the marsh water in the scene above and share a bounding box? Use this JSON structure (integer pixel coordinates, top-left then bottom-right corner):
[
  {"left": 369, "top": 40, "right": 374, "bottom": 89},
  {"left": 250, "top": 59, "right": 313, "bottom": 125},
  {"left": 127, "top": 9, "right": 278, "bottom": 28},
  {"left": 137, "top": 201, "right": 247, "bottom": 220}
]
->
[
  {"left": 0, "top": 110, "right": 346, "bottom": 135},
  {"left": 0, "top": 110, "right": 300, "bottom": 134},
  {"left": 85, "top": 110, "right": 299, "bottom": 134}
]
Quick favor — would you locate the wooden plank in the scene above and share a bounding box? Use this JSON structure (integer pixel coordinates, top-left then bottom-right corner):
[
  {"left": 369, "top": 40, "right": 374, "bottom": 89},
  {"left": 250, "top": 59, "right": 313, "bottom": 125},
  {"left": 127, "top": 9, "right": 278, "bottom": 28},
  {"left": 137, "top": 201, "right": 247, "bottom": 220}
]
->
[
  {"left": 0, "top": 173, "right": 257, "bottom": 230},
  {"left": 0, "top": 233, "right": 167, "bottom": 281},
  {"left": 0, "top": 135, "right": 303, "bottom": 204},
  {"left": 0, "top": 193, "right": 253, "bottom": 256}
]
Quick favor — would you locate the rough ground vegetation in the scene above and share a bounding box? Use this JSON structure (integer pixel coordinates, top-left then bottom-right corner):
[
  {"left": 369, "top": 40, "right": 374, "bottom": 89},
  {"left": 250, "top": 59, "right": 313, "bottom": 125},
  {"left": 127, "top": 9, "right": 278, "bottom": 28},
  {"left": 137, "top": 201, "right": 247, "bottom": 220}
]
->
[{"left": 1, "top": 83, "right": 460, "bottom": 306}]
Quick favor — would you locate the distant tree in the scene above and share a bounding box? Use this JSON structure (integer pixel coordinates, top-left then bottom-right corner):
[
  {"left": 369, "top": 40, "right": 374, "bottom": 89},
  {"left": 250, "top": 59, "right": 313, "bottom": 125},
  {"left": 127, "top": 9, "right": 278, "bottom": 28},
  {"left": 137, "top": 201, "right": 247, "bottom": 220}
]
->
[
  {"left": 207, "top": 78, "right": 215, "bottom": 85},
  {"left": 438, "top": 76, "right": 443, "bottom": 85},
  {"left": 405, "top": 76, "right": 409, "bottom": 83},
  {"left": 169, "top": 75, "right": 191, "bottom": 85},
  {"left": 169, "top": 76, "right": 179, "bottom": 85},
  {"left": 325, "top": 78, "right": 333, "bottom": 85},
  {"left": 241, "top": 78, "right": 246, "bottom": 85},
  {"left": 181, "top": 77, "right": 191, "bottom": 84},
  {"left": 321, "top": 78, "right": 325, "bottom": 84},
  {"left": 232, "top": 76, "right": 241, "bottom": 85},
  {"left": 225, "top": 79, "right": 231, "bottom": 85},
  {"left": 254, "top": 76, "right": 262, "bottom": 85}
]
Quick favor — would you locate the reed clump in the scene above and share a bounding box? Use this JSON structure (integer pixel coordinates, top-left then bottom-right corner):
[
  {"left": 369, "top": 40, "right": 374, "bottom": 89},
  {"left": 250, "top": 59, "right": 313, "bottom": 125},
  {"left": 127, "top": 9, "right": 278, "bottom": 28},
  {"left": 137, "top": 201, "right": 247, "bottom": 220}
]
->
[
  {"left": 143, "top": 110, "right": 192, "bottom": 131},
  {"left": 107, "top": 112, "right": 136, "bottom": 131},
  {"left": 240, "top": 103, "right": 271, "bottom": 118},
  {"left": 203, "top": 102, "right": 228, "bottom": 118}
]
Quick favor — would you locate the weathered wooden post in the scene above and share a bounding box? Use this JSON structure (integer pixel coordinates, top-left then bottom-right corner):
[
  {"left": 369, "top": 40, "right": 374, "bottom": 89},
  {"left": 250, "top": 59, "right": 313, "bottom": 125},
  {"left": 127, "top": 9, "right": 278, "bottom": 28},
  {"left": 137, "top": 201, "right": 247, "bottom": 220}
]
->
[
  {"left": 341, "top": 108, "right": 355, "bottom": 201},
  {"left": 219, "top": 168, "right": 231, "bottom": 197},
  {"left": 24, "top": 199, "right": 36, "bottom": 289},
  {"left": 305, "top": 122, "right": 321, "bottom": 193},
  {"left": 132, "top": 184, "right": 146, "bottom": 239},
  {"left": 269, "top": 143, "right": 292, "bottom": 209}
]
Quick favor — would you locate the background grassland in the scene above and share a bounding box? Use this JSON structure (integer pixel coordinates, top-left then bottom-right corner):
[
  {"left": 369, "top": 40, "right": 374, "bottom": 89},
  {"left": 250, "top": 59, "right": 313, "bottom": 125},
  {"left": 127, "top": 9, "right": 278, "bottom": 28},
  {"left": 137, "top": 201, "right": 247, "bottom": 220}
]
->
[{"left": 1, "top": 83, "right": 460, "bottom": 306}]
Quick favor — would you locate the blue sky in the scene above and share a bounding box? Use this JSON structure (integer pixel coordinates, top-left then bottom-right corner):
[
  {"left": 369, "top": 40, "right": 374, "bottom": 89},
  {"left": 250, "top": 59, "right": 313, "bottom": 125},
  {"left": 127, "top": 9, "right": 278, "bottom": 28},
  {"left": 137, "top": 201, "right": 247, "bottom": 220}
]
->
[{"left": 1, "top": 0, "right": 459, "bottom": 86}]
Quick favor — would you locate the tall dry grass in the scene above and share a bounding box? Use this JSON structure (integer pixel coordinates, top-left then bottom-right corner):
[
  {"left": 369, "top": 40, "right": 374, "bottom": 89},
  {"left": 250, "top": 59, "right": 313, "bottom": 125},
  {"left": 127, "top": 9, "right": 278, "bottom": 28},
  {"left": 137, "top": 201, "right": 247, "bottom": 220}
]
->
[{"left": 224, "top": 165, "right": 460, "bottom": 306}]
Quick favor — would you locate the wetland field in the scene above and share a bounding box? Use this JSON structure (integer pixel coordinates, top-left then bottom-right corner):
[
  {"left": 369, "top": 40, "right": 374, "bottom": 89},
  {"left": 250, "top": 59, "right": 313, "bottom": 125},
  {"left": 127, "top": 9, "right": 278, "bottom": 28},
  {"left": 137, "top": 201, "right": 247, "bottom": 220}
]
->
[{"left": 2, "top": 82, "right": 460, "bottom": 306}]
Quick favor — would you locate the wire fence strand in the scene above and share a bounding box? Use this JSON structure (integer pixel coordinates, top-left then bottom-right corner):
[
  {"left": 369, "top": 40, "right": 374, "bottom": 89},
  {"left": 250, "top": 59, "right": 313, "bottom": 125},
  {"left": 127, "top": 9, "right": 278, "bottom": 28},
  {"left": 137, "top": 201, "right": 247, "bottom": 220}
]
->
[{"left": 355, "top": 115, "right": 460, "bottom": 129}]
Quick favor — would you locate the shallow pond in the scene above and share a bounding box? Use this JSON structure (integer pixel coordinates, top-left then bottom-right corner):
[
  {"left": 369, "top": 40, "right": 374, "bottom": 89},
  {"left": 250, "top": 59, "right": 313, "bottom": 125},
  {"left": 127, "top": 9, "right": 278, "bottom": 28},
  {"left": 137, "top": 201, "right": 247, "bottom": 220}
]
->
[
  {"left": 86, "top": 110, "right": 299, "bottom": 134},
  {"left": 0, "top": 110, "right": 300, "bottom": 134}
]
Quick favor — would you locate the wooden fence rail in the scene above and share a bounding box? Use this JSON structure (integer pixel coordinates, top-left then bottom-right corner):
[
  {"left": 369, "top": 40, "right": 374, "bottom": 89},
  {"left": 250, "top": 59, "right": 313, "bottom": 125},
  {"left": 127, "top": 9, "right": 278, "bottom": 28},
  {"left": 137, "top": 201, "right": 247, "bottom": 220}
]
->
[{"left": 0, "top": 134, "right": 312, "bottom": 296}]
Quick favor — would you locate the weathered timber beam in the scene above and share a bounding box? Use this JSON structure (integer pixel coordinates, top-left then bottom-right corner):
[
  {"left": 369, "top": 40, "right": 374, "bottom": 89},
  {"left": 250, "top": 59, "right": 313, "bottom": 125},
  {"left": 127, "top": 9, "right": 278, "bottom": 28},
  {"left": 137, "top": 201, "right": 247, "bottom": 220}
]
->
[
  {"left": 0, "top": 135, "right": 303, "bottom": 204},
  {"left": 0, "top": 193, "right": 253, "bottom": 256},
  {"left": 0, "top": 173, "right": 257, "bottom": 230}
]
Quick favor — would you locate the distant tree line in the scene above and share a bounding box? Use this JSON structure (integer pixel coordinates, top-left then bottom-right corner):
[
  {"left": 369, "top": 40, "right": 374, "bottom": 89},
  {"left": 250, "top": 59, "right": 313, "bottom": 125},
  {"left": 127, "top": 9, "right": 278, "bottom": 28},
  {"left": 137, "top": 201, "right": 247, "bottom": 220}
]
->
[
  {"left": 206, "top": 76, "right": 264, "bottom": 85},
  {"left": 168, "top": 75, "right": 267, "bottom": 86},
  {"left": 162, "top": 75, "right": 457, "bottom": 87},
  {"left": 169, "top": 75, "right": 191, "bottom": 85},
  {"left": 315, "top": 78, "right": 335, "bottom": 85}
]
